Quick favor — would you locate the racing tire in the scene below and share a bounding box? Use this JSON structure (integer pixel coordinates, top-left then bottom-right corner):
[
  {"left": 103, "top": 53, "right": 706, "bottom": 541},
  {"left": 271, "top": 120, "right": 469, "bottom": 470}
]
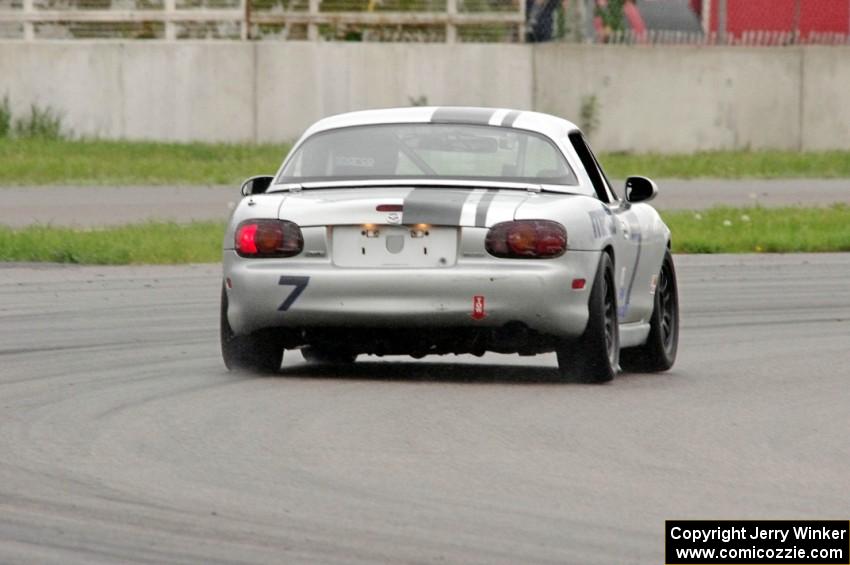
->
[
  {"left": 556, "top": 252, "right": 619, "bottom": 384},
  {"left": 301, "top": 347, "right": 357, "bottom": 364},
  {"left": 620, "top": 249, "right": 679, "bottom": 373},
  {"left": 220, "top": 286, "right": 283, "bottom": 373}
]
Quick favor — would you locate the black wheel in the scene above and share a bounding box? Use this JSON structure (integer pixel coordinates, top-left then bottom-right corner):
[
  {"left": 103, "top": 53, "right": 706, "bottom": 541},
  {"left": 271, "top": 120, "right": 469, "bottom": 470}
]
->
[
  {"left": 220, "top": 286, "right": 283, "bottom": 373},
  {"left": 620, "top": 249, "right": 679, "bottom": 373},
  {"left": 557, "top": 252, "right": 619, "bottom": 383},
  {"left": 301, "top": 346, "right": 357, "bottom": 364}
]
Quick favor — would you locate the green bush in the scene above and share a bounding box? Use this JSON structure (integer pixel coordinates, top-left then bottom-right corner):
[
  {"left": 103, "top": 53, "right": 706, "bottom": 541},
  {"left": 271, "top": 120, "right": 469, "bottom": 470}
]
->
[
  {"left": 13, "top": 103, "right": 67, "bottom": 140},
  {"left": 0, "top": 95, "right": 11, "bottom": 139}
]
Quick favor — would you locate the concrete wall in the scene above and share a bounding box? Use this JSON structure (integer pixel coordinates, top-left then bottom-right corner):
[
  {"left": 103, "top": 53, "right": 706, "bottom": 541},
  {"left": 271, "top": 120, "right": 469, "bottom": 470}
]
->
[
  {"left": 534, "top": 45, "right": 804, "bottom": 152},
  {"left": 1, "top": 41, "right": 848, "bottom": 151},
  {"left": 801, "top": 46, "right": 850, "bottom": 151},
  {"left": 255, "top": 43, "right": 533, "bottom": 143},
  {"left": 0, "top": 42, "right": 256, "bottom": 140}
]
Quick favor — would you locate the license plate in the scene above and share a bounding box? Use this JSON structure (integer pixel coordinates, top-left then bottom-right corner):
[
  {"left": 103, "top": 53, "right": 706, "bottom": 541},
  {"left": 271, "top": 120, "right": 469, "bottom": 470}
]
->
[{"left": 332, "top": 225, "right": 458, "bottom": 268}]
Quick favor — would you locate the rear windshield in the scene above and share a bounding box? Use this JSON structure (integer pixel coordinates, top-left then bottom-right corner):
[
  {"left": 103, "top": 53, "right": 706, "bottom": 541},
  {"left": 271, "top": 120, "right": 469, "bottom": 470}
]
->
[{"left": 278, "top": 123, "right": 577, "bottom": 185}]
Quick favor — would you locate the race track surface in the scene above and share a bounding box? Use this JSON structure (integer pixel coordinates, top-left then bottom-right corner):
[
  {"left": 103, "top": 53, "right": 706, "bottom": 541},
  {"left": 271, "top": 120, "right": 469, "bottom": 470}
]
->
[
  {"left": 1, "top": 254, "right": 849, "bottom": 564},
  {"left": 3, "top": 179, "right": 849, "bottom": 227}
]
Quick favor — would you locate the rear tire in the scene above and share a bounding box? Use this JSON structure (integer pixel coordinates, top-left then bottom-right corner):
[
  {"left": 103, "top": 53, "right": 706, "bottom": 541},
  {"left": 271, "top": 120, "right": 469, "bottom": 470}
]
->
[
  {"left": 301, "top": 347, "right": 357, "bottom": 364},
  {"left": 620, "top": 249, "right": 679, "bottom": 373},
  {"left": 220, "top": 286, "right": 283, "bottom": 373},
  {"left": 556, "top": 252, "right": 619, "bottom": 383}
]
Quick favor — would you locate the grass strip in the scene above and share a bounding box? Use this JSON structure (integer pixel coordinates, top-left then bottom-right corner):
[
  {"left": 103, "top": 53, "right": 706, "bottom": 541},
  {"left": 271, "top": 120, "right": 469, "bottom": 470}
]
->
[
  {"left": 0, "top": 221, "right": 224, "bottom": 264},
  {"left": 1, "top": 206, "right": 848, "bottom": 265},
  {"left": 0, "top": 139, "right": 291, "bottom": 186},
  {"left": 3, "top": 138, "right": 850, "bottom": 185},
  {"left": 600, "top": 150, "right": 850, "bottom": 180},
  {"left": 663, "top": 204, "right": 850, "bottom": 254}
]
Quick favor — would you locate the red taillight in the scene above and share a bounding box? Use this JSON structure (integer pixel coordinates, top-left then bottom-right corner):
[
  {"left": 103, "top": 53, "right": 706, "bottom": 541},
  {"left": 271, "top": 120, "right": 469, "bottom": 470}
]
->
[
  {"left": 485, "top": 220, "right": 567, "bottom": 259},
  {"left": 237, "top": 223, "right": 259, "bottom": 254},
  {"left": 376, "top": 204, "right": 403, "bottom": 212},
  {"left": 235, "top": 219, "right": 303, "bottom": 258}
]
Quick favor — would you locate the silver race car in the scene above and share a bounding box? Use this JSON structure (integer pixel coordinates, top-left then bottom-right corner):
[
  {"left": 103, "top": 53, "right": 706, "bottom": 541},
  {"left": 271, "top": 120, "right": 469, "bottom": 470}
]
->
[{"left": 221, "top": 107, "right": 679, "bottom": 382}]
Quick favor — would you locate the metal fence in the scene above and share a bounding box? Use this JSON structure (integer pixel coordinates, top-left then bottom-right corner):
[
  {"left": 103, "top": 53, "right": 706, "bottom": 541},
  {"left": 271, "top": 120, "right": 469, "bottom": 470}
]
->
[
  {"left": 1, "top": 0, "right": 848, "bottom": 43},
  {"left": 0, "top": 0, "right": 524, "bottom": 41},
  {"left": 707, "top": 0, "right": 850, "bottom": 45}
]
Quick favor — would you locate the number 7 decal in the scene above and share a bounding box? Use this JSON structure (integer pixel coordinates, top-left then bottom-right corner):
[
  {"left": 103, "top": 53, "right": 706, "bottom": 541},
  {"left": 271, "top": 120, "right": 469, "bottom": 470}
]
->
[{"left": 278, "top": 276, "right": 309, "bottom": 311}]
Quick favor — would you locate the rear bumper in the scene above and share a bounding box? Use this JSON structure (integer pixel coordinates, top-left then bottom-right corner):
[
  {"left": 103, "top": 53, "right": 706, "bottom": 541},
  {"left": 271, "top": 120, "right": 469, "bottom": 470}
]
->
[{"left": 223, "top": 250, "right": 602, "bottom": 339}]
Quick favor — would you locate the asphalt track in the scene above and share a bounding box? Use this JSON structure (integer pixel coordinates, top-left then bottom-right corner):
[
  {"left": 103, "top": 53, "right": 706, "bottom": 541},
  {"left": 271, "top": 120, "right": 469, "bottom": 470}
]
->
[
  {"left": 2, "top": 179, "right": 849, "bottom": 227},
  {"left": 1, "top": 254, "right": 849, "bottom": 564}
]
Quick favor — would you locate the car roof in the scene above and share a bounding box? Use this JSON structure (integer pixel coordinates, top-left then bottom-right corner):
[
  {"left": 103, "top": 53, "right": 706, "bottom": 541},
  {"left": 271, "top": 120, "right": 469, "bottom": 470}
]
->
[
  {"left": 301, "top": 107, "right": 580, "bottom": 141},
  {"left": 278, "top": 107, "right": 597, "bottom": 198}
]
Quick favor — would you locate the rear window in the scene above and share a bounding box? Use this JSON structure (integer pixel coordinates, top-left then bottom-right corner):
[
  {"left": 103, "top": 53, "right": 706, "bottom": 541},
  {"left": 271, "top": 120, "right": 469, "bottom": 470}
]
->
[{"left": 279, "top": 123, "right": 577, "bottom": 186}]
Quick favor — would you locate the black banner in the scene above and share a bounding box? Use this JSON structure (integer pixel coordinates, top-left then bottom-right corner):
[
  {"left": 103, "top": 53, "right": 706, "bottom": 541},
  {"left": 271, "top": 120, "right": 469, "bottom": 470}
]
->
[{"left": 666, "top": 520, "right": 850, "bottom": 564}]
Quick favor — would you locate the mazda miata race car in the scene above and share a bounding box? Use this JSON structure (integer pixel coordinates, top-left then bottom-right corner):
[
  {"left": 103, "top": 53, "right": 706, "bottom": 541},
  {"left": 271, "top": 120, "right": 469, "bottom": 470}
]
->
[{"left": 221, "top": 107, "right": 679, "bottom": 382}]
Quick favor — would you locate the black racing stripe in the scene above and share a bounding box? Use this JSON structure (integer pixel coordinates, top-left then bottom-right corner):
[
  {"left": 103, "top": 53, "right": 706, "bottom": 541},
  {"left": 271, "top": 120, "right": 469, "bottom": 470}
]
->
[
  {"left": 500, "top": 110, "right": 521, "bottom": 127},
  {"left": 431, "top": 107, "right": 497, "bottom": 125},
  {"left": 402, "top": 188, "right": 471, "bottom": 226},
  {"left": 475, "top": 189, "right": 498, "bottom": 227}
]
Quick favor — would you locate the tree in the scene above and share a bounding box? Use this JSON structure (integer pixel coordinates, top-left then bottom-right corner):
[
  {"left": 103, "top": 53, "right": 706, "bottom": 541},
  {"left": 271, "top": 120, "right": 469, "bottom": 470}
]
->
[{"left": 595, "top": 0, "right": 626, "bottom": 33}]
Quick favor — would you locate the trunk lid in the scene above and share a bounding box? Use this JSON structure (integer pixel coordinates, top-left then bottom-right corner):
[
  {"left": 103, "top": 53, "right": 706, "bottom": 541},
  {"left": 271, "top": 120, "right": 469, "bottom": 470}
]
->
[{"left": 277, "top": 186, "right": 532, "bottom": 228}]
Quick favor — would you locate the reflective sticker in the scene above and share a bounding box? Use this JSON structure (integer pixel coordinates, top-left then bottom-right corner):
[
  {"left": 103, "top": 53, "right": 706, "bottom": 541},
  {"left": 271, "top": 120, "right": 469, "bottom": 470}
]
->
[
  {"left": 471, "top": 295, "right": 486, "bottom": 320},
  {"left": 649, "top": 274, "right": 658, "bottom": 296}
]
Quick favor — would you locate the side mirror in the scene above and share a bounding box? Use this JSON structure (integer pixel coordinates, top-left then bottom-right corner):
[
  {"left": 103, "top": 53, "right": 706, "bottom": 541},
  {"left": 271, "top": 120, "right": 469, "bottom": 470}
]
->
[
  {"left": 624, "top": 176, "right": 658, "bottom": 204},
  {"left": 240, "top": 175, "right": 275, "bottom": 197}
]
